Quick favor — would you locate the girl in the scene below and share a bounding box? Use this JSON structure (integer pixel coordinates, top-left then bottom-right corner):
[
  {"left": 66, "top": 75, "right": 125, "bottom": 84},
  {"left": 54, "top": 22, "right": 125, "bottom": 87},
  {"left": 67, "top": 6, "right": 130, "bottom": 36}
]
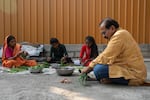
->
[{"left": 80, "top": 36, "right": 98, "bottom": 66}]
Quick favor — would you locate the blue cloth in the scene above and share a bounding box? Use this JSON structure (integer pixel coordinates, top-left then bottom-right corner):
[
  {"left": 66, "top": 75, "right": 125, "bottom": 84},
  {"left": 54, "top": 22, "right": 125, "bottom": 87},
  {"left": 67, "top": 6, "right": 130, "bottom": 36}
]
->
[{"left": 93, "top": 64, "right": 129, "bottom": 85}]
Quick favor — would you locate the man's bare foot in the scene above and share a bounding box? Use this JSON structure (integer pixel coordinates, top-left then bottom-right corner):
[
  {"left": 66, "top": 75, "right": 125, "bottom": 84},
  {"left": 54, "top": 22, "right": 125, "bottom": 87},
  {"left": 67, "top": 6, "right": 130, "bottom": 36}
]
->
[
  {"left": 100, "top": 78, "right": 112, "bottom": 84},
  {"left": 86, "top": 76, "right": 97, "bottom": 81}
]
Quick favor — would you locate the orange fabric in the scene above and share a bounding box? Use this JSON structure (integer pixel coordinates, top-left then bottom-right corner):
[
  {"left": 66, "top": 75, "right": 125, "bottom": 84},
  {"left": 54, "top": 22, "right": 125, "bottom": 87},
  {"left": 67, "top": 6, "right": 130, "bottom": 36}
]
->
[{"left": 2, "top": 35, "right": 37, "bottom": 68}]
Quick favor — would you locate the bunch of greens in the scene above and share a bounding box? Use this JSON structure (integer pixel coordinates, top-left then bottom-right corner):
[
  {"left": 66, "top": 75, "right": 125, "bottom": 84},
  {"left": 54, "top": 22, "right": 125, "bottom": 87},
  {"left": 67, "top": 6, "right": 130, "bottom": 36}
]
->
[
  {"left": 20, "top": 53, "right": 27, "bottom": 59},
  {"left": 9, "top": 66, "right": 29, "bottom": 73},
  {"left": 21, "top": 51, "right": 27, "bottom": 59},
  {"left": 60, "top": 60, "right": 69, "bottom": 67},
  {"left": 31, "top": 62, "right": 50, "bottom": 70},
  {"left": 29, "top": 64, "right": 43, "bottom": 73},
  {"left": 40, "top": 62, "right": 50, "bottom": 68},
  {"left": 31, "top": 65, "right": 43, "bottom": 70},
  {"left": 60, "top": 63, "right": 69, "bottom": 67},
  {"left": 78, "top": 73, "right": 88, "bottom": 85}
]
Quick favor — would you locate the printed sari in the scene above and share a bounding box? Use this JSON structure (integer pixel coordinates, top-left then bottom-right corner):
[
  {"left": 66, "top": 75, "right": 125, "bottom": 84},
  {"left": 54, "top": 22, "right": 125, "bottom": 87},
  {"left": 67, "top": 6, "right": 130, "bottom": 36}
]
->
[{"left": 2, "top": 35, "right": 37, "bottom": 68}]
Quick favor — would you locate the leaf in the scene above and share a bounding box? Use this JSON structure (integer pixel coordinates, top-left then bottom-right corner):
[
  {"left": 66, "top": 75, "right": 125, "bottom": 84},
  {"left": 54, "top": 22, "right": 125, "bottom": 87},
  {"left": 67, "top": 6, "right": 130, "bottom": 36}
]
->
[
  {"left": 9, "top": 66, "right": 29, "bottom": 73},
  {"left": 78, "top": 73, "right": 88, "bottom": 86}
]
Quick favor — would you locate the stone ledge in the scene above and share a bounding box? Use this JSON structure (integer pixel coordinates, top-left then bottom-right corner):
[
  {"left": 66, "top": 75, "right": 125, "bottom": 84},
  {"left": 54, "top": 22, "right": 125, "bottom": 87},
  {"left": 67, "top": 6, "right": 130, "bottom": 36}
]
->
[
  {"left": 0, "top": 44, "right": 150, "bottom": 61},
  {"left": 43, "top": 44, "right": 150, "bottom": 58}
]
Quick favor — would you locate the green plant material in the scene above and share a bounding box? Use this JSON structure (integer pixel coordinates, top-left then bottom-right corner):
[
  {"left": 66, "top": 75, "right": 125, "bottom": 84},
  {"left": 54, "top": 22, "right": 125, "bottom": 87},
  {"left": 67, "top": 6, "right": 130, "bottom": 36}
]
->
[
  {"left": 60, "top": 61, "right": 64, "bottom": 66},
  {"left": 20, "top": 66, "right": 29, "bottom": 70},
  {"left": 9, "top": 66, "right": 29, "bottom": 73},
  {"left": 31, "top": 65, "right": 43, "bottom": 70},
  {"left": 39, "top": 62, "right": 50, "bottom": 68},
  {"left": 31, "top": 62, "right": 50, "bottom": 69},
  {"left": 21, "top": 53, "right": 27, "bottom": 59},
  {"left": 60, "top": 63, "right": 69, "bottom": 67},
  {"left": 75, "top": 66, "right": 84, "bottom": 70},
  {"left": 60, "top": 60, "right": 69, "bottom": 67},
  {"left": 42, "top": 62, "right": 50, "bottom": 66},
  {"left": 60, "top": 60, "right": 63, "bottom": 65},
  {"left": 78, "top": 73, "right": 88, "bottom": 85}
]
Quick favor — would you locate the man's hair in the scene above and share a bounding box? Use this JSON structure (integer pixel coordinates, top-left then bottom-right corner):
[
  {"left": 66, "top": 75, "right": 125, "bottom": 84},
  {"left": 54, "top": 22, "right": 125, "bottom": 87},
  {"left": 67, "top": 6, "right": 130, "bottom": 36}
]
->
[
  {"left": 50, "top": 38, "right": 59, "bottom": 44},
  {"left": 7, "top": 35, "right": 16, "bottom": 44},
  {"left": 99, "top": 17, "right": 119, "bottom": 29}
]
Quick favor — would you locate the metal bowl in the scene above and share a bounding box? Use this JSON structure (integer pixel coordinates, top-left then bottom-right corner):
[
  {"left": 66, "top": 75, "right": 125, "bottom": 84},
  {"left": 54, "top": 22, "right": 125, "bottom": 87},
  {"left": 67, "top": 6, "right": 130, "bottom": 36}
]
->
[
  {"left": 29, "top": 67, "right": 43, "bottom": 73},
  {"left": 56, "top": 67, "right": 74, "bottom": 76},
  {"left": 51, "top": 63, "right": 61, "bottom": 69}
]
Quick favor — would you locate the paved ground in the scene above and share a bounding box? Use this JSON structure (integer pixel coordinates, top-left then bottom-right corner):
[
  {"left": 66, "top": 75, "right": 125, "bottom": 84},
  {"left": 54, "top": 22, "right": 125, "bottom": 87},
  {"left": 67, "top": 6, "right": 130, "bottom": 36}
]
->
[{"left": 0, "top": 61, "right": 150, "bottom": 100}]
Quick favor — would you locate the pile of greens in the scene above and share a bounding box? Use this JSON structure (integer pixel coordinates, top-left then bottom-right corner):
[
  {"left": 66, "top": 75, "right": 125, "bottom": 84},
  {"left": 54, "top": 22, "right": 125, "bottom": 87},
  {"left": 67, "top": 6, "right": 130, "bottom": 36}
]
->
[
  {"left": 9, "top": 66, "right": 29, "bottom": 73},
  {"left": 60, "top": 63, "right": 69, "bottom": 67},
  {"left": 78, "top": 73, "right": 88, "bottom": 85},
  {"left": 40, "top": 62, "right": 51, "bottom": 68},
  {"left": 21, "top": 53, "right": 27, "bottom": 59},
  {"left": 30, "top": 65, "right": 43, "bottom": 70},
  {"left": 60, "top": 60, "right": 69, "bottom": 67},
  {"left": 9, "top": 62, "right": 50, "bottom": 73},
  {"left": 30, "top": 62, "right": 50, "bottom": 70}
]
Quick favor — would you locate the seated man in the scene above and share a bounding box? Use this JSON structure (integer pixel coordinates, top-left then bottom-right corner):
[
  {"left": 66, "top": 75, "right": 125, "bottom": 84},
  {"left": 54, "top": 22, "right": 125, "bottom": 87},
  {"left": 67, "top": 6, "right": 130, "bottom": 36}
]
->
[
  {"left": 47, "top": 38, "right": 72, "bottom": 64},
  {"left": 82, "top": 17, "right": 147, "bottom": 86}
]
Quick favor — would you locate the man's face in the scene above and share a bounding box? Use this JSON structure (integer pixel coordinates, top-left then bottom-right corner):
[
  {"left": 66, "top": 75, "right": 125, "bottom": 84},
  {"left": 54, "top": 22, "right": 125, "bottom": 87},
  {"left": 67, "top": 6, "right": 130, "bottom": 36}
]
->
[{"left": 100, "top": 24, "right": 116, "bottom": 40}]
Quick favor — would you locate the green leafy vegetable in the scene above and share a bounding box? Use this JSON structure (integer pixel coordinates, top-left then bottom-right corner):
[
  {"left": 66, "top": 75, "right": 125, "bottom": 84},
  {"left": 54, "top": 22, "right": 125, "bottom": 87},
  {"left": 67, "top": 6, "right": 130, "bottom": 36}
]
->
[
  {"left": 21, "top": 53, "right": 27, "bottom": 59},
  {"left": 31, "top": 65, "right": 43, "bottom": 70},
  {"left": 9, "top": 66, "right": 29, "bottom": 73},
  {"left": 59, "top": 60, "right": 68, "bottom": 67},
  {"left": 31, "top": 62, "right": 50, "bottom": 70},
  {"left": 36, "top": 62, "right": 51, "bottom": 68},
  {"left": 60, "top": 63, "right": 69, "bottom": 67},
  {"left": 78, "top": 73, "right": 88, "bottom": 85}
]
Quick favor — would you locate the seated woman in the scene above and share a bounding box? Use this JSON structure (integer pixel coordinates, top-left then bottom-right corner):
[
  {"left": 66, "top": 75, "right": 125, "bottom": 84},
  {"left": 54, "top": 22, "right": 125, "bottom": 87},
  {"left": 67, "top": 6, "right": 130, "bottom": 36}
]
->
[
  {"left": 47, "top": 38, "right": 72, "bottom": 64},
  {"left": 80, "top": 36, "right": 98, "bottom": 66},
  {"left": 2, "top": 35, "right": 37, "bottom": 68}
]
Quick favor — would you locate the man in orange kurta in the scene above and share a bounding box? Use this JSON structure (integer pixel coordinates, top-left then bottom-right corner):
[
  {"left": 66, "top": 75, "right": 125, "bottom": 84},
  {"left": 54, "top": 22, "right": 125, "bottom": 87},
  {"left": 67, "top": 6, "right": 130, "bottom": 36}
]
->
[
  {"left": 2, "top": 35, "right": 37, "bottom": 68},
  {"left": 82, "top": 18, "right": 147, "bottom": 86}
]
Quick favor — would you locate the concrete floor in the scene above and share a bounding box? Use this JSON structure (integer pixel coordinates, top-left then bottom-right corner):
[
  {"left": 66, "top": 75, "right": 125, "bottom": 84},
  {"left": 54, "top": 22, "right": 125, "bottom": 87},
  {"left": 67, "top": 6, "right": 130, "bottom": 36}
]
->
[{"left": 0, "top": 61, "right": 150, "bottom": 100}]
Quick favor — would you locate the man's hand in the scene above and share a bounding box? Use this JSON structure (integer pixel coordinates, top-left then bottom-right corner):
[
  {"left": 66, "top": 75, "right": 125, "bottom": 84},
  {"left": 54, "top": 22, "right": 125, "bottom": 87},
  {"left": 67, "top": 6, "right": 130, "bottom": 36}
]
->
[{"left": 81, "top": 67, "right": 93, "bottom": 74}]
